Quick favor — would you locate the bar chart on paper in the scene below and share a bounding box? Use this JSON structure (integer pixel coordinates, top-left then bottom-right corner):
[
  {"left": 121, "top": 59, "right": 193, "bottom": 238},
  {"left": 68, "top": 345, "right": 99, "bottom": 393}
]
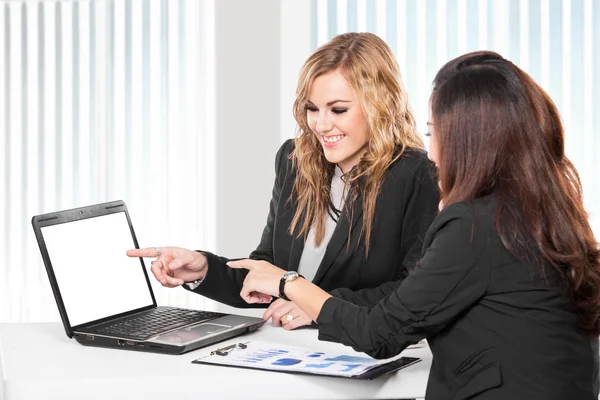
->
[{"left": 192, "top": 340, "right": 417, "bottom": 378}]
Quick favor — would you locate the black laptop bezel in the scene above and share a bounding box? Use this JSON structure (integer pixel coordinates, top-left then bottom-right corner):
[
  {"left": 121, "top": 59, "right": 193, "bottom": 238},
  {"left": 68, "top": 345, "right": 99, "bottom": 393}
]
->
[{"left": 31, "top": 200, "right": 158, "bottom": 339}]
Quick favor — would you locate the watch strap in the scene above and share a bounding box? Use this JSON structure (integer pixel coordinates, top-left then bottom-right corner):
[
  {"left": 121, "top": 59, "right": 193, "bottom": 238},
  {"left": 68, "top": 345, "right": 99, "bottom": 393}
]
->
[
  {"left": 278, "top": 278, "right": 290, "bottom": 301},
  {"left": 279, "top": 272, "right": 304, "bottom": 301}
]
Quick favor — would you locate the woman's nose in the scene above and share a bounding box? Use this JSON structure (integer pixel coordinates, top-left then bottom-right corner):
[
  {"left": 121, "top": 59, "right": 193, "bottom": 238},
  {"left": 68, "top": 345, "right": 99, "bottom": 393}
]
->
[{"left": 315, "top": 113, "right": 334, "bottom": 133}]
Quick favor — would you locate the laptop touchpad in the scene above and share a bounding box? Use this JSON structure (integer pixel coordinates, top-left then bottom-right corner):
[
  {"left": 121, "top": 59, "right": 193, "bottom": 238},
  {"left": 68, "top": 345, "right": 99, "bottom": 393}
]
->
[{"left": 150, "top": 323, "right": 231, "bottom": 345}]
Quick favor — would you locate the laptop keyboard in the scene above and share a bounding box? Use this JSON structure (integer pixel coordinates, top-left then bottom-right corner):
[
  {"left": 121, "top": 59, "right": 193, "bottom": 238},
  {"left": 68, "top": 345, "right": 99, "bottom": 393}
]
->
[{"left": 95, "top": 308, "right": 226, "bottom": 340}]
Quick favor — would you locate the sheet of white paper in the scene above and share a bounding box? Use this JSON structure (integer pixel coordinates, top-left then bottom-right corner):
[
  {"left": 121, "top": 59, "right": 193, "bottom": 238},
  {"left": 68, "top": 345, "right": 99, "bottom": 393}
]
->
[{"left": 194, "top": 339, "right": 406, "bottom": 377}]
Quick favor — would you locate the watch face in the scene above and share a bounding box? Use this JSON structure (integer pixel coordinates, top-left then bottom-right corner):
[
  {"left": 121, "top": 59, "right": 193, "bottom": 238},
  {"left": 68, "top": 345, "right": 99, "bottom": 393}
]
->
[{"left": 282, "top": 271, "right": 298, "bottom": 281}]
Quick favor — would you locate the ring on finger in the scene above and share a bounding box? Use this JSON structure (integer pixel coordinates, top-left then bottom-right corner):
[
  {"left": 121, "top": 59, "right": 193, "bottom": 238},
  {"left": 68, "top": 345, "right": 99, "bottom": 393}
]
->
[
  {"left": 155, "top": 247, "right": 161, "bottom": 257},
  {"left": 285, "top": 314, "right": 294, "bottom": 322}
]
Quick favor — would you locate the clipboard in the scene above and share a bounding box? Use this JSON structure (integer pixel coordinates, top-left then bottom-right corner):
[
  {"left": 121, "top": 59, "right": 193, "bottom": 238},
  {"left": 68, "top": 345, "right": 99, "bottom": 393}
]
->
[{"left": 191, "top": 340, "right": 421, "bottom": 380}]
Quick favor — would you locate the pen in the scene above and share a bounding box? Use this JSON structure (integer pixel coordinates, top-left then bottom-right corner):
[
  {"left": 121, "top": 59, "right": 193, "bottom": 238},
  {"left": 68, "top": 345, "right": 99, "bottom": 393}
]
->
[{"left": 210, "top": 342, "right": 249, "bottom": 356}]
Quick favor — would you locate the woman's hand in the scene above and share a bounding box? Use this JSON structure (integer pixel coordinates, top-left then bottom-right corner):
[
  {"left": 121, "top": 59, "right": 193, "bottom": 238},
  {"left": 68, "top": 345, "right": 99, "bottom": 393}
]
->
[
  {"left": 263, "top": 298, "right": 313, "bottom": 330},
  {"left": 126, "top": 246, "right": 208, "bottom": 287},
  {"left": 229, "top": 259, "right": 331, "bottom": 321},
  {"left": 227, "top": 259, "right": 285, "bottom": 304}
]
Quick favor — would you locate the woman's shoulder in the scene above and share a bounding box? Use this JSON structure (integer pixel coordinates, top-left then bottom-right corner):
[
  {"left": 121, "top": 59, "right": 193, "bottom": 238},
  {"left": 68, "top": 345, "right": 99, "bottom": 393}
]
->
[
  {"left": 389, "top": 147, "right": 435, "bottom": 174},
  {"left": 274, "top": 138, "right": 296, "bottom": 180},
  {"left": 276, "top": 138, "right": 295, "bottom": 161},
  {"left": 432, "top": 197, "right": 497, "bottom": 236},
  {"left": 384, "top": 147, "right": 437, "bottom": 188},
  {"left": 438, "top": 196, "right": 496, "bottom": 219}
]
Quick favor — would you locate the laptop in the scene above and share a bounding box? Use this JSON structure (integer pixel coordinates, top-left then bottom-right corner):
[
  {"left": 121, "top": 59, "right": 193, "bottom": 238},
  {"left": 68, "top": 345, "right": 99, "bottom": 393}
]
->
[{"left": 31, "top": 200, "right": 266, "bottom": 355}]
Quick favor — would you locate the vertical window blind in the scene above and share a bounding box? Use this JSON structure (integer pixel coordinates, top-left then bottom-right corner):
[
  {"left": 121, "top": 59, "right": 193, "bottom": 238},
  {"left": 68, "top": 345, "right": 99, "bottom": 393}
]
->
[
  {"left": 310, "top": 0, "right": 600, "bottom": 237},
  {"left": 0, "top": 0, "right": 216, "bottom": 322}
]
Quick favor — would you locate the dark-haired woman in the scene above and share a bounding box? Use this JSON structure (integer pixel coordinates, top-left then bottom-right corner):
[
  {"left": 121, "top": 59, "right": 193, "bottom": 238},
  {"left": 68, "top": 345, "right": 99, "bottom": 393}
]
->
[{"left": 230, "top": 51, "right": 600, "bottom": 399}]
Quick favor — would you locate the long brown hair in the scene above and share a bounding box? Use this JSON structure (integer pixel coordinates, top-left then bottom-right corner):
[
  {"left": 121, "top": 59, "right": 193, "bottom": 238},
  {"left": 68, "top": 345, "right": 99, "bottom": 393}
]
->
[
  {"left": 290, "top": 32, "right": 423, "bottom": 252},
  {"left": 430, "top": 51, "right": 600, "bottom": 335}
]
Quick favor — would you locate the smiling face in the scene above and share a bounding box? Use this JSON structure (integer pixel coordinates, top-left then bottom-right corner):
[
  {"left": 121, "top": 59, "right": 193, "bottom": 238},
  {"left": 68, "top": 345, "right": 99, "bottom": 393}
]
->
[{"left": 306, "top": 69, "right": 370, "bottom": 173}]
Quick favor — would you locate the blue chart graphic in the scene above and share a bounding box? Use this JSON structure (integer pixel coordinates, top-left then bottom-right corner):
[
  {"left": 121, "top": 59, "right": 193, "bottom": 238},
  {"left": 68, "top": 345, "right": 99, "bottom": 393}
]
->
[
  {"left": 325, "top": 355, "right": 374, "bottom": 363},
  {"left": 306, "top": 352, "right": 325, "bottom": 358},
  {"left": 305, "top": 362, "right": 335, "bottom": 369},
  {"left": 272, "top": 358, "right": 302, "bottom": 366},
  {"left": 341, "top": 364, "right": 361, "bottom": 372},
  {"left": 238, "top": 349, "right": 289, "bottom": 363}
]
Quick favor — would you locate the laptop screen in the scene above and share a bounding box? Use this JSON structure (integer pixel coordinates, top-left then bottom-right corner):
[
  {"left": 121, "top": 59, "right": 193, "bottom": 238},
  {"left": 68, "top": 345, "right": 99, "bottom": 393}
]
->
[{"left": 41, "top": 211, "right": 154, "bottom": 327}]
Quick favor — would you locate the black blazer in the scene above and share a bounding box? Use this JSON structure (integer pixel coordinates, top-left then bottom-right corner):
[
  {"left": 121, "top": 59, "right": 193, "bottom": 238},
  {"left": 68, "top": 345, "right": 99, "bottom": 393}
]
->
[
  {"left": 317, "top": 196, "right": 597, "bottom": 400},
  {"left": 187, "top": 139, "right": 439, "bottom": 308}
]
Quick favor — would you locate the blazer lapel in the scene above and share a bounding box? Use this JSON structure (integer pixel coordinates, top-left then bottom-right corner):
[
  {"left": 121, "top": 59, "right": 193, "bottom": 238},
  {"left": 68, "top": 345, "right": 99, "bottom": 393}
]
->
[
  {"left": 312, "top": 191, "right": 364, "bottom": 285},
  {"left": 288, "top": 235, "right": 304, "bottom": 272},
  {"left": 277, "top": 176, "right": 305, "bottom": 272}
]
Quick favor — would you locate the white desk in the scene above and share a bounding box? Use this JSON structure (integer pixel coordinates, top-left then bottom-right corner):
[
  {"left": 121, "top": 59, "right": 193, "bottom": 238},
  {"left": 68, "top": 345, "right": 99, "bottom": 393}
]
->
[{"left": 0, "top": 322, "right": 431, "bottom": 400}]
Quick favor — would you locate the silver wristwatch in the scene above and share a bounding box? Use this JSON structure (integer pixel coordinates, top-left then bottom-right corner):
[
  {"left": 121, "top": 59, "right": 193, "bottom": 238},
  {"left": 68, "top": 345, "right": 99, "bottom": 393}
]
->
[{"left": 279, "top": 271, "right": 303, "bottom": 301}]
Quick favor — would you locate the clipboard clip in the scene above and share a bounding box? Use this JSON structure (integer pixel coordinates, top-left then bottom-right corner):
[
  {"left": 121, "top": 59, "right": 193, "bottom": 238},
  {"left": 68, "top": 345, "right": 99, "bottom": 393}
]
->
[{"left": 210, "top": 342, "right": 249, "bottom": 356}]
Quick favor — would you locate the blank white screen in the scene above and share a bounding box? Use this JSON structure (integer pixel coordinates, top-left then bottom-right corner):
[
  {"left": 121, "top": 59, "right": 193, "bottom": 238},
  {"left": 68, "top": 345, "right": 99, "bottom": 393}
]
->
[{"left": 41, "top": 212, "right": 154, "bottom": 327}]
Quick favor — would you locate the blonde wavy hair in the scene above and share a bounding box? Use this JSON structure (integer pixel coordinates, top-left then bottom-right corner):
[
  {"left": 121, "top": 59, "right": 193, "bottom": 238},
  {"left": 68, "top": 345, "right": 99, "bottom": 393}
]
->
[{"left": 290, "top": 32, "right": 424, "bottom": 253}]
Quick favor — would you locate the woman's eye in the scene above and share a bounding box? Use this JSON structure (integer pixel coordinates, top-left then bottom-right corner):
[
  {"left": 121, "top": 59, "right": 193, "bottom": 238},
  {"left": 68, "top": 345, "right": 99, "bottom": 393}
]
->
[
  {"left": 332, "top": 108, "right": 348, "bottom": 115},
  {"left": 305, "top": 105, "right": 318, "bottom": 112}
]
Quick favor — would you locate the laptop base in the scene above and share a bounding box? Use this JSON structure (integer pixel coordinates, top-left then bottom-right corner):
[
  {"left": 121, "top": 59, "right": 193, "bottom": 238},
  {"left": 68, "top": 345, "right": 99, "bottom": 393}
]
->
[{"left": 75, "top": 319, "right": 265, "bottom": 355}]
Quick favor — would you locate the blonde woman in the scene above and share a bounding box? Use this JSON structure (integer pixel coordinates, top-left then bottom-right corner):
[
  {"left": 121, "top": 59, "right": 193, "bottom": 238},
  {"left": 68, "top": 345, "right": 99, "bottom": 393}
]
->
[{"left": 127, "top": 32, "right": 439, "bottom": 329}]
